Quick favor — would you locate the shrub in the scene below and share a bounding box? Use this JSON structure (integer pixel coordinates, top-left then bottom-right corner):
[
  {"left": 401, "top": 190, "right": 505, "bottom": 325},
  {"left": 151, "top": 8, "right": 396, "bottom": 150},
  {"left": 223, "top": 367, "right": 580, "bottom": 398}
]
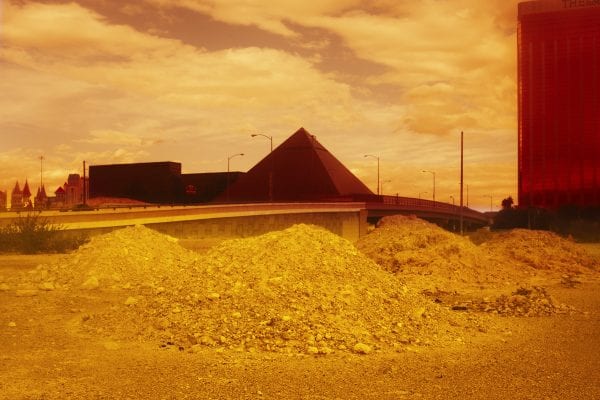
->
[{"left": 0, "top": 213, "right": 87, "bottom": 254}]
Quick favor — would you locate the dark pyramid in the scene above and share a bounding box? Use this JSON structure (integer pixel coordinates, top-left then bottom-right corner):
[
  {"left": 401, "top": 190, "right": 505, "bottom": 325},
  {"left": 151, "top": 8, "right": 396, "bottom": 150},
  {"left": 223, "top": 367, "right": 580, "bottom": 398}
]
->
[{"left": 219, "top": 127, "right": 373, "bottom": 202}]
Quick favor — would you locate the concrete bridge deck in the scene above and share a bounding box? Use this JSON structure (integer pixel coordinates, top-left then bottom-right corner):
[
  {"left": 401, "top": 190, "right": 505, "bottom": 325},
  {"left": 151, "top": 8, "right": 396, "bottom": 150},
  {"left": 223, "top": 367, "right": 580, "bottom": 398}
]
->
[{"left": 0, "top": 199, "right": 488, "bottom": 242}]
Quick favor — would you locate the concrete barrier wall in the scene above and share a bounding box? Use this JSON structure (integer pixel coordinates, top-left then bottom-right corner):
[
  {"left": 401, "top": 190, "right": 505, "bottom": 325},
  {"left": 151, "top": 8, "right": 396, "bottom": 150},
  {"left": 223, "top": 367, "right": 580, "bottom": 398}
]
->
[
  {"left": 0, "top": 203, "right": 367, "bottom": 243},
  {"left": 149, "top": 211, "right": 364, "bottom": 242}
]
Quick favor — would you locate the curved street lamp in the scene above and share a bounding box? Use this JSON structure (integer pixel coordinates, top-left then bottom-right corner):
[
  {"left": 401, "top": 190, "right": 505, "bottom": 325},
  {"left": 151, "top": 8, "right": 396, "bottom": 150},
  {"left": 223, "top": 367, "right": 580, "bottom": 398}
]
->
[
  {"left": 422, "top": 170, "right": 436, "bottom": 204},
  {"left": 364, "top": 154, "right": 380, "bottom": 195},
  {"left": 251, "top": 133, "right": 273, "bottom": 152},
  {"left": 226, "top": 153, "right": 244, "bottom": 202}
]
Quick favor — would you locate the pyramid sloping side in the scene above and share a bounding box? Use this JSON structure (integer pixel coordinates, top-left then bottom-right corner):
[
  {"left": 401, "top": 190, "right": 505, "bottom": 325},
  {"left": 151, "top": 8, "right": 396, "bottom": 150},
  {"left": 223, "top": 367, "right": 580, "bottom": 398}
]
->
[{"left": 219, "top": 128, "right": 373, "bottom": 202}]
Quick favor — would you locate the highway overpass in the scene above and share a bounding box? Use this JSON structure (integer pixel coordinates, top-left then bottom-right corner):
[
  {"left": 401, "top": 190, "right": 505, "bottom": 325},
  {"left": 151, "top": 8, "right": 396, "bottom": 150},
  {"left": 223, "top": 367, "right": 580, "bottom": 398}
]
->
[{"left": 0, "top": 198, "right": 489, "bottom": 242}]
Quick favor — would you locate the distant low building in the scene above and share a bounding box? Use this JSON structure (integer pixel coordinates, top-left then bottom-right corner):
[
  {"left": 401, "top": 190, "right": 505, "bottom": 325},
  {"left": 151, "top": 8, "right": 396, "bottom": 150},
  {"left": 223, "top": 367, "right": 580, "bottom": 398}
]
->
[
  {"left": 10, "top": 181, "right": 22, "bottom": 211},
  {"left": 89, "top": 161, "right": 240, "bottom": 204},
  {"left": 0, "top": 190, "right": 6, "bottom": 211},
  {"left": 64, "top": 174, "right": 88, "bottom": 207},
  {"left": 52, "top": 186, "right": 66, "bottom": 209},
  {"left": 34, "top": 185, "right": 49, "bottom": 210}
]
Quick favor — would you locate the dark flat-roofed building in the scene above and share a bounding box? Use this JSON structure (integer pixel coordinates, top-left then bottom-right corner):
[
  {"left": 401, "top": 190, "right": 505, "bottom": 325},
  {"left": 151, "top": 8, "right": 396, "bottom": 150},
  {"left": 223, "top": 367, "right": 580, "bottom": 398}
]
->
[
  {"left": 89, "top": 161, "right": 242, "bottom": 204},
  {"left": 90, "top": 161, "right": 183, "bottom": 204}
]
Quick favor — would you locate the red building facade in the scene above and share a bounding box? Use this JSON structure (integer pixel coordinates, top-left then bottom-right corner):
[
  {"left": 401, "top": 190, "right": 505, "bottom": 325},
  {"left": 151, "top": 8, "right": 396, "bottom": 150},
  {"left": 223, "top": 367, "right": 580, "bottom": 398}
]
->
[{"left": 518, "top": 0, "right": 600, "bottom": 209}]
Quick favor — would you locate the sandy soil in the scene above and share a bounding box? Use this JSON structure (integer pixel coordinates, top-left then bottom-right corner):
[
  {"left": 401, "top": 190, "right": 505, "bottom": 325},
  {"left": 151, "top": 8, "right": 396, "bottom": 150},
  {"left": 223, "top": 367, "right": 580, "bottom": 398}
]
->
[{"left": 1, "top": 248, "right": 599, "bottom": 400}]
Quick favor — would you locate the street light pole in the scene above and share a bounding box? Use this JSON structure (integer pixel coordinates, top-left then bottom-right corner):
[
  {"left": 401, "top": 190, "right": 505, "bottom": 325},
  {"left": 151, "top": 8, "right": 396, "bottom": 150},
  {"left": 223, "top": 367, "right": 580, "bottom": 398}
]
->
[
  {"left": 422, "top": 170, "right": 436, "bottom": 204},
  {"left": 226, "top": 153, "right": 244, "bottom": 203},
  {"left": 450, "top": 195, "right": 455, "bottom": 206},
  {"left": 251, "top": 133, "right": 272, "bottom": 152},
  {"left": 39, "top": 155, "right": 44, "bottom": 189},
  {"left": 487, "top": 195, "right": 493, "bottom": 212},
  {"left": 459, "top": 130, "right": 464, "bottom": 235},
  {"left": 251, "top": 133, "right": 273, "bottom": 202},
  {"left": 364, "top": 154, "right": 380, "bottom": 195}
]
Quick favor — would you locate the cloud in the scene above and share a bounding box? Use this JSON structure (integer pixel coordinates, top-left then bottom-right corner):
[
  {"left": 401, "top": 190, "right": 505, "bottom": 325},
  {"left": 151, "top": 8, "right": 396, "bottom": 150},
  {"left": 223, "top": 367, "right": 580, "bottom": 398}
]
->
[
  {"left": 145, "top": 0, "right": 364, "bottom": 37},
  {"left": 143, "top": 0, "right": 519, "bottom": 136},
  {"left": 0, "top": 0, "right": 521, "bottom": 210}
]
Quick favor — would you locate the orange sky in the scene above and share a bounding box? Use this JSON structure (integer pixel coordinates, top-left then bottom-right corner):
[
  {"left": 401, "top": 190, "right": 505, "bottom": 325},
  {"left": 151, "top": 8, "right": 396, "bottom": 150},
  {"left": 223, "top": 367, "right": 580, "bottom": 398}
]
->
[{"left": 0, "top": 0, "right": 520, "bottom": 211}]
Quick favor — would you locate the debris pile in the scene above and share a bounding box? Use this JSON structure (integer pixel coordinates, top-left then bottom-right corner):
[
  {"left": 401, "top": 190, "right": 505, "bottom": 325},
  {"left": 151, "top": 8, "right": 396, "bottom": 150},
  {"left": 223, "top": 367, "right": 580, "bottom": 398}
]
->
[
  {"left": 480, "top": 229, "right": 598, "bottom": 274},
  {"left": 355, "top": 215, "right": 511, "bottom": 288},
  {"left": 470, "top": 286, "right": 573, "bottom": 317},
  {"left": 24, "top": 225, "right": 197, "bottom": 290},
  {"left": 77, "top": 224, "right": 480, "bottom": 354}
]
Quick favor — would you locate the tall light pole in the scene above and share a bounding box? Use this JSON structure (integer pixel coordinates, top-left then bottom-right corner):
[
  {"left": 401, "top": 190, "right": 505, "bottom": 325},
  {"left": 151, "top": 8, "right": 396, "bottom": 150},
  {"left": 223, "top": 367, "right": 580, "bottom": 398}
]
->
[
  {"left": 459, "top": 130, "right": 464, "bottom": 235},
  {"left": 39, "top": 155, "right": 44, "bottom": 189},
  {"left": 226, "top": 153, "right": 244, "bottom": 202},
  {"left": 251, "top": 133, "right": 273, "bottom": 202},
  {"left": 364, "top": 154, "right": 380, "bottom": 195},
  {"left": 450, "top": 195, "right": 455, "bottom": 206},
  {"left": 422, "top": 170, "right": 436, "bottom": 204},
  {"left": 251, "top": 133, "right": 272, "bottom": 152},
  {"left": 486, "top": 195, "right": 493, "bottom": 212}
]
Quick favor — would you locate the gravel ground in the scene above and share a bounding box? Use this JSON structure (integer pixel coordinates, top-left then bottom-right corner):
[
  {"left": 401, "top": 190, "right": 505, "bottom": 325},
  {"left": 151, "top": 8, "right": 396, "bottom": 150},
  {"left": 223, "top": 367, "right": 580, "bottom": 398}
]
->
[{"left": 1, "top": 252, "right": 599, "bottom": 400}]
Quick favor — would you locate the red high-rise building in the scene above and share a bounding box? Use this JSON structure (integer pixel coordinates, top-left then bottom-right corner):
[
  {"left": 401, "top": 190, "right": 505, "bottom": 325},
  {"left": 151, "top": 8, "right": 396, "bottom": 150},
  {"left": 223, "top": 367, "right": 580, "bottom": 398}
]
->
[{"left": 518, "top": 0, "right": 600, "bottom": 209}]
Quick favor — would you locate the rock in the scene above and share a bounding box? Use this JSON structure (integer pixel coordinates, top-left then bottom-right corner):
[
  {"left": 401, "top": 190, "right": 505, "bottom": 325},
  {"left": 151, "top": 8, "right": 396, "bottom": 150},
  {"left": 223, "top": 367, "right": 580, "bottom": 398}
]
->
[
  {"left": 82, "top": 276, "right": 100, "bottom": 290},
  {"left": 412, "top": 307, "right": 426, "bottom": 319},
  {"left": 38, "top": 282, "right": 55, "bottom": 291},
  {"left": 8, "top": 322, "right": 16, "bottom": 327},
  {"left": 103, "top": 340, "right": 120, "bottom": 350},
  {"left": 124, "top": 296, "right": 138, "bottom": 305},
  {"left": 15, "top": 289, "right": 38, "bottom": 297},
  {"left": 353, "top": 343, "right": 372, "bottom": 354}
]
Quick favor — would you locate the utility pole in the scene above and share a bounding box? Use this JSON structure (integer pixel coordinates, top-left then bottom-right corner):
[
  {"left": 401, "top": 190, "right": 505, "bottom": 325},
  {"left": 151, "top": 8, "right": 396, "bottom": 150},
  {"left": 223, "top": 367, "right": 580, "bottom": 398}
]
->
[
  {"left": 83, "top": 160, "right": 87, "bottom": 206},
  {"left": 459, "top": 131, "right": 464, "bottom": 235},
  {"left": 39, "top": 155, "right": 44, "bottom": 189}
]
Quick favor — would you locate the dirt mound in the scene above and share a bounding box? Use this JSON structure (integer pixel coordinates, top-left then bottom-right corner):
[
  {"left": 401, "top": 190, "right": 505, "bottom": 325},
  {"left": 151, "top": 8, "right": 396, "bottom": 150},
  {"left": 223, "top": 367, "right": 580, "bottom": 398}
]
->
[
  {"left": 81, "top": 224, "right": 482, "bottom": 355},
  {"left": 356, "top": 215, "right": 510, "bottom": 288},
  {"left": 26, "top": 225, "right": 198, "bottom": 290},
  {"left": 432, "top": 286, "right": 574, "bottom": 317},
  {"left": 480, "top": 229, "right": 598, "bottom": 274}
]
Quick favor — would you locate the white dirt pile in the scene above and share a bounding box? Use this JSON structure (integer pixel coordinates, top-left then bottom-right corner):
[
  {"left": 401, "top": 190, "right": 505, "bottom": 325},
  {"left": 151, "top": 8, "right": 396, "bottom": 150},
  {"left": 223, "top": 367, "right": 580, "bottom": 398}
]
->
[
  {"left": 480, "top": 229, "right": 598, "bottom": 274},
  {"left": 448, "top": 286, "right": 573, "bottom": 317},
  {"left": 4, "top": 224, "right": 489, "bottom": 355},
  {"left": 24, "top": 225, "right": 198, "bottom": 290},
  {"left": 82, "top": 224, "right": 482, "bottom": 355},
  {"left": 355, "top": 215, "right": 510, "bottom": 287}
]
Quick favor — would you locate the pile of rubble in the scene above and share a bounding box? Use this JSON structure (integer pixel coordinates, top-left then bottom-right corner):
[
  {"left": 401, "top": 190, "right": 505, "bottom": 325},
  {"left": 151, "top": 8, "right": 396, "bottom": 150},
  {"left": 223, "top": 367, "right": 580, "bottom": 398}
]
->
[
  {"left": 480, "top": 229, "right": 598, "bottom": 274},
  {"left": 355, "top": 215, "right": 515, "bottom": 288},
  {"left": 21, "top": 225, "right": 198, "bottom": 291},
  {"left": 464, "top": 287, "right": 572, "bottom": 317},
  {"left": 66, "top": 224, "right": 482, "bottom": 354},
  {"left": 130, "top": 224, "right": 482, "bottom": 354}
]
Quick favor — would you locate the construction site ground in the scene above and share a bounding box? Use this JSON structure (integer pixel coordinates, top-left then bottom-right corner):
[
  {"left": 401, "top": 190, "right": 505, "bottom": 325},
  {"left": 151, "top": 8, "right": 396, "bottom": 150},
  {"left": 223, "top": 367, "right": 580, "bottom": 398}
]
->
[{"left": 1, "top": 224, "right": 599, "bottom": 400}]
